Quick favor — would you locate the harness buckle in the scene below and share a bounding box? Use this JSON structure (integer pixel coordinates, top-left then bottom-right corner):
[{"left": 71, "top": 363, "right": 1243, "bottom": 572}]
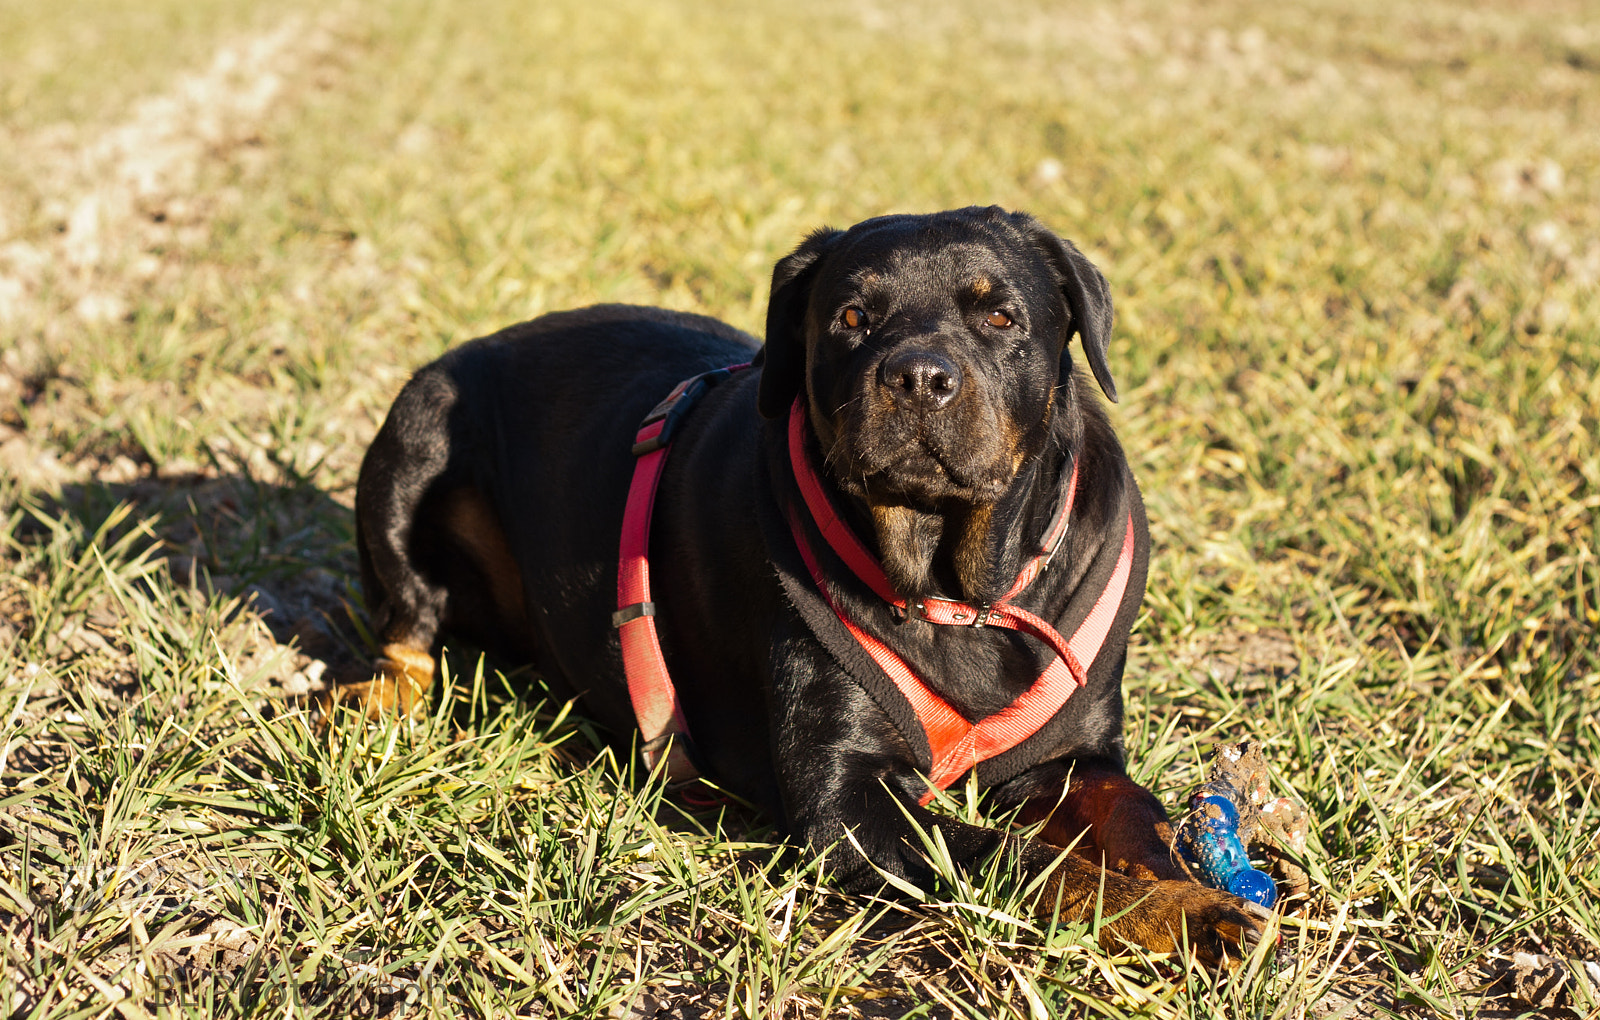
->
[
  {"left": 641, "top": 733, "right": 672, "bottom": 756},
  {"left": 631, "top": 367, "right": 734, "bottom": 456}
]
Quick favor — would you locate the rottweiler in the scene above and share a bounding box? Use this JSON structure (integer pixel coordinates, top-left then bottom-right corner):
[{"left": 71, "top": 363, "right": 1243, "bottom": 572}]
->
[{"left": 346, "top": 206, "right": 1268, "bottom": 962}]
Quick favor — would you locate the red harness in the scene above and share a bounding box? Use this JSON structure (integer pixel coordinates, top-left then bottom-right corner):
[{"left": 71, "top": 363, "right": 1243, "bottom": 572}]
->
[
  {"left": 613, "top": 365, "right": 747, "bottom": 786},
  {"left": 616, "top": 371, "right": 1135, "bottom": 804}
]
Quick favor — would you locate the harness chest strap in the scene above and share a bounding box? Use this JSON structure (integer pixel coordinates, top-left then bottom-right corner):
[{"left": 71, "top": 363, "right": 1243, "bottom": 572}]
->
[
  {"left": 786, "top": 507, "right": 1135, "bottom": 800},
  {"left": 614, "top": 365, "right": 747, "bottom": 784}
]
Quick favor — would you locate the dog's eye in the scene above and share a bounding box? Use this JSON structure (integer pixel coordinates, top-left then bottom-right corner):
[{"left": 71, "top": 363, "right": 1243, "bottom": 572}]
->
[
  {"left": 985, "top": 310, "right": 1014, "bottom": 328},
  {"left": 842, "top": 307, "right": 867, "bottom": 330}
]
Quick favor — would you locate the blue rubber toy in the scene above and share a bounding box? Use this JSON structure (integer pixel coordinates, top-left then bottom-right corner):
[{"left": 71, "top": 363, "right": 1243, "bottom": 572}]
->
[{"left": 1176, "top": 792, "right": 1278, "bottom": 907}]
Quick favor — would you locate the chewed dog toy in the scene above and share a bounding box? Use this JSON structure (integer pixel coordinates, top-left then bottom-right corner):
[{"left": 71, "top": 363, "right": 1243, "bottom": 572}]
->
[
  {"left": 1173, "top": 742, "right": 1310, "bottom": 909},
  {"left": 1178, "top": 791, "right": 1277, "bottom": 905}
]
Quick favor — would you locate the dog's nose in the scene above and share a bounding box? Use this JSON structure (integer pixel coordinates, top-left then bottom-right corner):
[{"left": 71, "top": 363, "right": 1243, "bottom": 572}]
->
[{"left": 881, "top": 348, "right": 962, "bottom": 414}]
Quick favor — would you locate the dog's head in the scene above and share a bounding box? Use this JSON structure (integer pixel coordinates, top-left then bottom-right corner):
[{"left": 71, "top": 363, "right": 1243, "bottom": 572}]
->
[{"left": 758, "top": 207, "right": 1116, "bottom": 600}]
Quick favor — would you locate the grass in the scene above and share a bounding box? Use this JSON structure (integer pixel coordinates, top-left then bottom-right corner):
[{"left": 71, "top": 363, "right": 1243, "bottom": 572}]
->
[{"left": 1, "top": 0, "right": 1597, "bottom": 1014}]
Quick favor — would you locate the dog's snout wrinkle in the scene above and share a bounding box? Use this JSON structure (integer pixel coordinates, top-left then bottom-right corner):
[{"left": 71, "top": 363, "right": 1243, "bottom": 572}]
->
[{"left": 880, "top": 347, "right": 962, "bottom": 415}]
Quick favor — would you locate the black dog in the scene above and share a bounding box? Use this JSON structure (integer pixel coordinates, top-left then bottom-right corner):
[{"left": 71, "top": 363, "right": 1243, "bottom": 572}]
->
[{"left": 348, "top": 207, "right": 1266, "bottom": 960}]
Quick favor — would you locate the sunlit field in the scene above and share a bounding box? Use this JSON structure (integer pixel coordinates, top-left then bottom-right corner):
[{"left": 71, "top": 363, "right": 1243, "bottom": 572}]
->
[{"left": 1, "top": 0, "right": 1596, "bottom": 1015}]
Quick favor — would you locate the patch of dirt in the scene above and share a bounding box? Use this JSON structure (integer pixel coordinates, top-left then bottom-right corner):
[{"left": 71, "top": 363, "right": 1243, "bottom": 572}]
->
[
  {"left": 0, "top": 13, "right": 349, "bottom": 348},
  {"left": 0, "top": 4, "right": 376, "bottom": 515},
  {"left": 0, "top": 3, "right": 383, "bottom": 747}
]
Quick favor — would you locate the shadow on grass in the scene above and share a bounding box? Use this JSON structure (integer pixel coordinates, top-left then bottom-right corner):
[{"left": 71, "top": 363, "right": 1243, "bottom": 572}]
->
[{"left": 36, "top": 470, "right": 366, "bottom": 673}]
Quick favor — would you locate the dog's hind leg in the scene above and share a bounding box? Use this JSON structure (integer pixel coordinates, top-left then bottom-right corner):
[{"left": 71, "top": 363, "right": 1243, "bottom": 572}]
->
[
  {"left": 342, "top": 368, "right": 461, "bottom": 718},
  {"left": 343, "top": 366, "right": 530, "bottom": 718}
]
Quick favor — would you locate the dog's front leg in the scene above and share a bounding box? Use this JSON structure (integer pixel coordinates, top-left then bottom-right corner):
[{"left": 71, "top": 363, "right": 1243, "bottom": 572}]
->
[
  {"left": 1013, "top": 760, "right": 1188, "bottom": 883},
  {"left": 769, "top": 642, "right": 1003, "bottom": 891},
  {"left": 769, "top": 639, "right": 1264, "bottom": 963}
]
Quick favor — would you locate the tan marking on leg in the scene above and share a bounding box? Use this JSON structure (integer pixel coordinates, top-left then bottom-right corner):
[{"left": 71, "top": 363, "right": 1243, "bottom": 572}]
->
[
  {"left": 1030, "top": 853, "right": 1261, "bottom": 966},
  {"left": 378, "top": 643, "right": 435, "bottom": 716},
  {"left": 441, "top": 488, "right": 526, "bottom": 626},
  {"left": 1019, "top": 769, "right": 1190, "bottom": 882},
  {"left": 379, "top": 643, "right": 436, "bottom": 684}
]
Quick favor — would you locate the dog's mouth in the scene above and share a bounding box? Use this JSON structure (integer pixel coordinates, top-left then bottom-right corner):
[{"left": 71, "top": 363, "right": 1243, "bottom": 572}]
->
[
  {"left": 828, "top": 413, "right": 1020, "bottom": 507},
  {"left": 869, "top": 443, "right": 989, "bottom": 495},
  {"left": 810, "top": 342, "right": 1050, "bottom": 512}
]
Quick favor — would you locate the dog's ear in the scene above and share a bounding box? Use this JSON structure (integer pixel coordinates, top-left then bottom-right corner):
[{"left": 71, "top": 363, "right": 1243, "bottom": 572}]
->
[
  {"left": 1016, "top": 216, "right": 1118, "bottom": 403},
  {"left": 758, "top": 227, "right": 845, "bottom": 419}
]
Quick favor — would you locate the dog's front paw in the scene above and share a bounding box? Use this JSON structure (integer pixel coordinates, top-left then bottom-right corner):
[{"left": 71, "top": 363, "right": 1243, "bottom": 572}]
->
[{"left": 1106, "top": 879, "right": 1271, "bottom": 966}]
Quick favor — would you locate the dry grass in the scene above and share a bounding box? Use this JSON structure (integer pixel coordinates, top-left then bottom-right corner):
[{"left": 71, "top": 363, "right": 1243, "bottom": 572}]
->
[{"left": 1, "top": 0, "right": 1597, "bottom": 1015}]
